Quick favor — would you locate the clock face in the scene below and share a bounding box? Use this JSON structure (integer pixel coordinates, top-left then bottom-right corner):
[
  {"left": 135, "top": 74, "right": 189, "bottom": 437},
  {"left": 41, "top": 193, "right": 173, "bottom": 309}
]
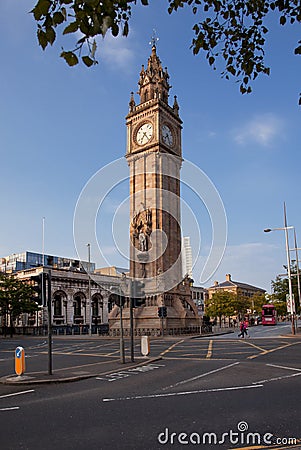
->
[
  {"left": 136, "top": 122, "right": 153, "bottom": 145},
  {"left": 162, "top": 124, "right": 173, "bottom": 146}
]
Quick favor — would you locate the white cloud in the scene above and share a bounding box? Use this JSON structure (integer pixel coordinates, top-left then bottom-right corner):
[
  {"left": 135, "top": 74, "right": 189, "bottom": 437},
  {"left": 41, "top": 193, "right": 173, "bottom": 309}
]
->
[
  {"left": 233, "top": 113, "right": 284, "bottom": 147},
  {"left": 99, "top": 33, "right": 135, "bottom": 70}
]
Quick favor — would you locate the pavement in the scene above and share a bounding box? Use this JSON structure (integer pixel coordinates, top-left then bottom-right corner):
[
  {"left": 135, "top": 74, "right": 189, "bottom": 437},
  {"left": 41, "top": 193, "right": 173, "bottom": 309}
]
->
[{"left": 0, "top": 355, "right": 164, "bottom": 385}]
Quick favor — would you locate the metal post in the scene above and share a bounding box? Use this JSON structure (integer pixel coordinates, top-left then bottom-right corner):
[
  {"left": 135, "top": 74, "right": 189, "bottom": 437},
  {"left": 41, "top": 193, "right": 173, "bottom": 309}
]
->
[
  {"left": 47, "top": 271, "right": 52, "bottom": 375},
  {"left": 130, "top": 281, "right": 134, "bottom": 362},
  {"left": 119, "top": 296, "right": 125, "bottom": 364},
  {"left": 284, "top": 203, "right": 295, "bottom": 335},
  {"left": 293, "top": 229, "right": 300, "bottom": 333},
  {"left": 87, "top": 244, "right": 92, "bottom": 336}
]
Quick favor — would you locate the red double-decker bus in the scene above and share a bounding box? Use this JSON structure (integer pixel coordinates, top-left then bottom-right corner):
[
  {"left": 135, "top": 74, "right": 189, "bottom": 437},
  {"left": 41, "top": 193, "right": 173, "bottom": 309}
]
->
[{"left": 261, "top": 304, "right": 277, "bottom": 325}]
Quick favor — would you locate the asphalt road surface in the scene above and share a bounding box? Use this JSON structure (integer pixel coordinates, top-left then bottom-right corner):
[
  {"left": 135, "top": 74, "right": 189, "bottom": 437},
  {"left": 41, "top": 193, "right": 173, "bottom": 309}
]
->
[{"left": 1, "top": 322, "right": 300, "bottom": 450}]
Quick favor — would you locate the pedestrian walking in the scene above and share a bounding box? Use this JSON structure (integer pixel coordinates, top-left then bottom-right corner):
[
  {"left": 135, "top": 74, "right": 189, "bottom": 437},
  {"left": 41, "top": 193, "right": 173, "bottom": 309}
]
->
[{"left": 238, "top": 320, "right": 247, "bottom": 338}]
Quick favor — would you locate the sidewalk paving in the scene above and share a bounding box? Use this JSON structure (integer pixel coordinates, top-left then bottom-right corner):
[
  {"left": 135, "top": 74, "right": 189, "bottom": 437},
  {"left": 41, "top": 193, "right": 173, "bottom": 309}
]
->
[{"left": 0, "top": 355, "right": 163, "bottom": 385}]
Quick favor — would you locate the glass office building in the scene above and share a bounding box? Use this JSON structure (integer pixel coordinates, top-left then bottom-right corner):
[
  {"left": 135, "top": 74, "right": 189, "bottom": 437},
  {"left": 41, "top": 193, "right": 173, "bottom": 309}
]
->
[{"left": 0, "top": 251, "right": 95, "bottom": 274}]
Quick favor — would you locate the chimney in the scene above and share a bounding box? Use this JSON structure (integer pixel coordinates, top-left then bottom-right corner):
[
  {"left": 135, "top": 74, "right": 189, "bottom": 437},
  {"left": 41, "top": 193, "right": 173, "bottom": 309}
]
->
[
  {"left": 214, "top": 281, "right": 219, "bottom": 286},
  {"left": 226, "top": 274, "right": 231, "bottom": 281}
]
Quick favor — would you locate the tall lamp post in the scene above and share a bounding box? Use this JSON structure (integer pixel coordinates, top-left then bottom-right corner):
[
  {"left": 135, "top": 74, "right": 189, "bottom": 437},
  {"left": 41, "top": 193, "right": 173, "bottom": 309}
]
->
[
  {"left": 290, "top": 229, "right": 300, "bottom": 331},
  {"left": 264, "top": 205, "right": 296, "bottom": 335}
]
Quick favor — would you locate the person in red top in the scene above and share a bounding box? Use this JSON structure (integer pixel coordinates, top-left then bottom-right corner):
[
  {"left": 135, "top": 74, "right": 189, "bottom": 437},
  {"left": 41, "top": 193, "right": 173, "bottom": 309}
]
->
[{"left": 238, "top": 320, "right": 248, "bottom": 338}]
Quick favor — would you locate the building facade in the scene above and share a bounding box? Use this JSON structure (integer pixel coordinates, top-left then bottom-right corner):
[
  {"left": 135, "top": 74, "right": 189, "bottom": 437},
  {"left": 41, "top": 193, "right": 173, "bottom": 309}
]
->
[
  {"left": 208, "top": 274, "right": 265, "bottom": 299},
  {"left": 12, "top": 266, "right": 121, "bottom": 333}
]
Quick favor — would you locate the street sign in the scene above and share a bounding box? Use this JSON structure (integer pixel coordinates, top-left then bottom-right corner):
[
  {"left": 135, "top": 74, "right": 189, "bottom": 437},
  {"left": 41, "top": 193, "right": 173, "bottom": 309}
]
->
[{"left": 15, "top": 346, "right": 25, "bottom": 376}]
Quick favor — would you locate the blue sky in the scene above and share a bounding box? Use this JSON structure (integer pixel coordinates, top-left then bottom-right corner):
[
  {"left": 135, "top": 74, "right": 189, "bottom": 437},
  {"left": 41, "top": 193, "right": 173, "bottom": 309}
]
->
[{"left": 1, "top": 0, "right": 300, "bottom": 292}]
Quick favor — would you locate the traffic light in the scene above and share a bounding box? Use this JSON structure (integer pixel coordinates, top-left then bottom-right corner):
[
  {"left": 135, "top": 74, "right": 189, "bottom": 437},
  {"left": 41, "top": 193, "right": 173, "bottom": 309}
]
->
[
  {"left": 158, "top": 306, "right": 167, "bottom": 318},
  {"left": 109, "top": 286, "right": 125, "bottom": 307},
  {"left": 132, "top": 280, "right": 145, "bottom": 308},
  {"left": 31, "top": 273, "right": 47, "bottom": 305}
]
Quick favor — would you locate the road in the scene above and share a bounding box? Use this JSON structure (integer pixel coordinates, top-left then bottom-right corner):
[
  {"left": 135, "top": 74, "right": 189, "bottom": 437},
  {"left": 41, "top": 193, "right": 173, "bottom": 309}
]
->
[{"left": 0, "top": 323, "right": 300, "bottom": 449}]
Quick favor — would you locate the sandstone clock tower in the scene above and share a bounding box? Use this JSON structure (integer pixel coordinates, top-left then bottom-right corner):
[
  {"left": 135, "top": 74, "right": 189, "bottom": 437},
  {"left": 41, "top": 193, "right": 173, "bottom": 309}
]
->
[
  {"left": 126, "top": 43, "right": 183, "bottom": 287},
  {"left": 110, "top": 43, "right": 198, "bottom": 333}
]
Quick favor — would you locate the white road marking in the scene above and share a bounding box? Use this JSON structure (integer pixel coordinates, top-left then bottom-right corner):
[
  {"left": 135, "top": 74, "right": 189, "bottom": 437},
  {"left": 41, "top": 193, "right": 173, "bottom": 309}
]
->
[
  {"left": 162, "top": 361, "right": 240, "bottom": 390},
  {"left": 0, "top": 389, "right": 35, "bottom": 399},
  {"left": 253, "top": 372, "right": 301, "bottom": 384},
  {"left": 96, "top": 363, "right": 165, "bottom": 382},
  {"left": 102, "top": 384, "right": 263, "bottom": 402},
  {"left": 267, "top": 363, "right": 301, "bottom": 372},
  {"left": 0, "top": 407, "right": 20, "bottom": 411}
]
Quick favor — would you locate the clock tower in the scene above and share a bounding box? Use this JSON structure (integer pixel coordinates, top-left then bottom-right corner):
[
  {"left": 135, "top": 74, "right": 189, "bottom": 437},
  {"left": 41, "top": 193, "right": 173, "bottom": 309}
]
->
[
  {"left": 110, "top": 43, "right": 198, "bottom": 333},
  {"left": 126, "top": 43, "right": 183, "bottom": 284}
]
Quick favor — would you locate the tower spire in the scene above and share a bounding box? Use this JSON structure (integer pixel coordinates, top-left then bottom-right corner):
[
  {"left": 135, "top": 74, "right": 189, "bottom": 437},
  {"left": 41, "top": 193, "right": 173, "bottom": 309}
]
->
[{"left": 138, "top": 34, "right": 170, "bottom": 105}]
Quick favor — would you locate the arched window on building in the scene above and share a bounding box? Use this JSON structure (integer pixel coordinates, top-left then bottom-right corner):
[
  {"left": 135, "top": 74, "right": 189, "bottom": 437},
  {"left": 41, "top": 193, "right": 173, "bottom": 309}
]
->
[
  {"left": 54, "top": 294, "right": 62, "bottom": 316},
  {"left": 92, "top": 294, "right": 103, "bottom": 324},
  {"left": 74, "top": 296, "right": 82, "bottom": 317}
]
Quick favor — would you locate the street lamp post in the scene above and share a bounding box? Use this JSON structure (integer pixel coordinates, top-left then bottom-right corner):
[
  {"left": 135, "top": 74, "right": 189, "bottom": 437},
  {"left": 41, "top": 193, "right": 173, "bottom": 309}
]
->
[
  {"left": 264, "top": 214, "right": 296, "bottom": 334},
  {"left": 289, "top": 229, "right": 300, "bottom": 332}
]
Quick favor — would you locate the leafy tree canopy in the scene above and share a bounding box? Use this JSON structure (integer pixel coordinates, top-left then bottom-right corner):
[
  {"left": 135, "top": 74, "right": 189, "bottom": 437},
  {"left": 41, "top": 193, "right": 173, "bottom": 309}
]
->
[
  {"left": 0, "top": 272, "right": 38, "bottom": 321},
  {"left": 30, "top": 0, "right": 301, "bottom": 103},
  {"left": 271, "top": 263, "right": 300, "bottom": 313},
  {"left": 206, "top": 290, "right": 239, "bottom": 319}
]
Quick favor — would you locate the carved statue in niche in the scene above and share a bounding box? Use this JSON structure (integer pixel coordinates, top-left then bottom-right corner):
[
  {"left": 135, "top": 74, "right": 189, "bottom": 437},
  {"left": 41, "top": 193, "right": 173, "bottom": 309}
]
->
[
  {"left": 130, "top": 208, "right": 152, "bottom": 252},
  {"left": 138, "top": 230, "right": 147, "bottom": 252}
]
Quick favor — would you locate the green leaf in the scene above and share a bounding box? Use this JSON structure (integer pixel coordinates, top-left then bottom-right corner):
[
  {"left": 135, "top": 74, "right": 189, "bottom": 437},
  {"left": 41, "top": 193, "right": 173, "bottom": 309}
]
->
[
  {"left": 208, "top": 56, "right": 215, "bottom": 66},
  {"left": 63, "top": 21, "right": 79, "bottom": 35},
  {"left": 140, "top": 0, "right": 149, "bottom": 5},
  {"left": 294, "top": 45, "right": 301, "bottom": 55},
  {"left": 60, "top": 51, "right": 79, "bottom": 66},
  {"left": 82, "top": 55, "right": 94, "bottom": 67},
  {"left": 280, "top": 15, "right": 286, "bottom": 25},
  {"left": 227, "top": 65, "right": 236, "bottom": 76},
  {"left": 52, "top": 12, "right": 65, "bottom": 26},
  {"left": 123, "top": 21, "right": 129, "bottom": 37},
  {"left": 37, "top": 0, "right": 51, "bottom": 16},
  {"left": 111, "top": 23, "right": 119, "bottom": 37},
  {"left": 45, "top": 26, "right": 56, "bottom": 45},
  {"left": 37, "top": 29, "right": 48, "bottom": 50}
]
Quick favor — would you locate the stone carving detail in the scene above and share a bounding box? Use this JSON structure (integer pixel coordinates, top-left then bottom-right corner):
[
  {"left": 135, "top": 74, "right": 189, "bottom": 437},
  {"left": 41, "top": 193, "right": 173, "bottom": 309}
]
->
[{"left": 131, "top": 208, "right": 152, "bottom": 252}]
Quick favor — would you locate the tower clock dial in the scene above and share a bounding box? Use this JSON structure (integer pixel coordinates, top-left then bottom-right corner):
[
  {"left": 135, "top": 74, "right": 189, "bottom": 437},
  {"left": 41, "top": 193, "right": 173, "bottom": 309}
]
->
[
  {"left": 136, "top": 122, "right": 153, "bottom": 145},
  {"left": 162, "top": 124, "right": 173, "bottom": 146}
]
